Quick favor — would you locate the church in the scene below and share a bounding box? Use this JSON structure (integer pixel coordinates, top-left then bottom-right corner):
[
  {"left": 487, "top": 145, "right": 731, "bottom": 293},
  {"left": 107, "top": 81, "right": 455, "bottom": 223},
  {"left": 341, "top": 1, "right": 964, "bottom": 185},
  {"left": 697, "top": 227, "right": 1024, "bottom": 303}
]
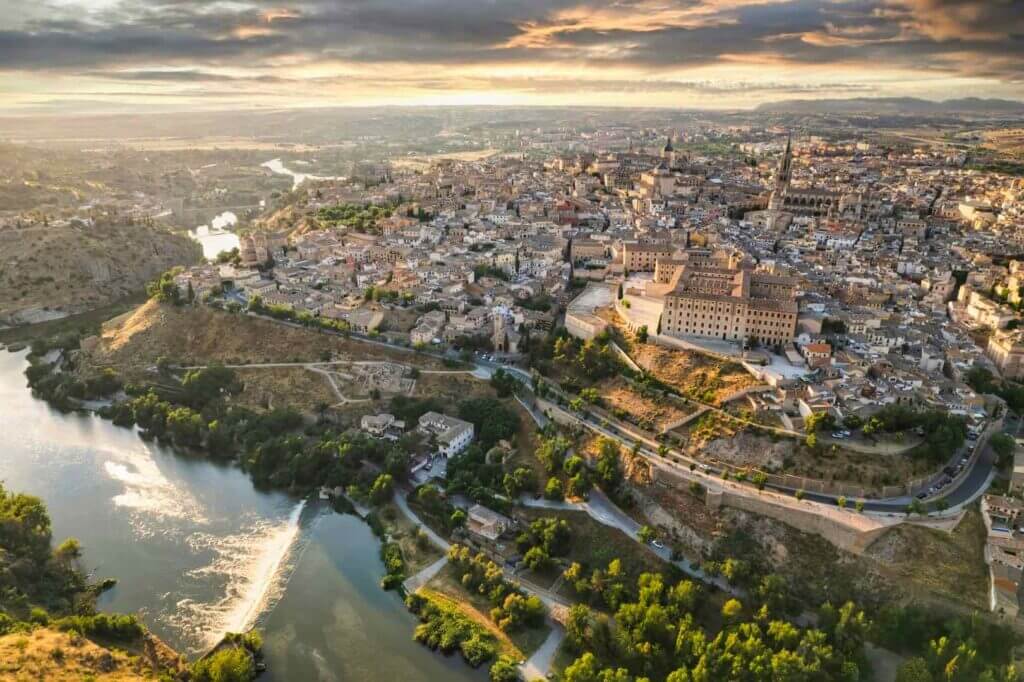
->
[{"left": 767, "top": 135, "right": 840, "bottom": 217}]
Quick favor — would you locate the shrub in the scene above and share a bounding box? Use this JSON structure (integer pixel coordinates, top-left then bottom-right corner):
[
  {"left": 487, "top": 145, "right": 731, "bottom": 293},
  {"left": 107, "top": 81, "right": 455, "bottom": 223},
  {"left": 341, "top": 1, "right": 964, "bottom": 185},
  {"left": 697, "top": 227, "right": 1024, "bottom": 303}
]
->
[{"left": 191, "top": 647, "right": 256, "bottom": 682}]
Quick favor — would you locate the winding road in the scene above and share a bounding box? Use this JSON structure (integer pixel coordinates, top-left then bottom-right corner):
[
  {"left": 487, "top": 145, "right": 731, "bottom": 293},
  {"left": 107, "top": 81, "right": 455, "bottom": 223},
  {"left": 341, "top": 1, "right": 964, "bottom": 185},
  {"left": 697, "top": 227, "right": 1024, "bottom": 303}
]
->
[{"left": 245, "top": 309, "right": 1002, "bottom": 517}]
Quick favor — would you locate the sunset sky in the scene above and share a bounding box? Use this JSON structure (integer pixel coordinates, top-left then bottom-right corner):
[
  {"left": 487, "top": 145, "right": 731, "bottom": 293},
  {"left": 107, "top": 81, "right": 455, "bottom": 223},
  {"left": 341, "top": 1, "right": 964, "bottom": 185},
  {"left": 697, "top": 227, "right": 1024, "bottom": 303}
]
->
[{"left": 2, "top": 0, "right": 1022, "bottom": 113}]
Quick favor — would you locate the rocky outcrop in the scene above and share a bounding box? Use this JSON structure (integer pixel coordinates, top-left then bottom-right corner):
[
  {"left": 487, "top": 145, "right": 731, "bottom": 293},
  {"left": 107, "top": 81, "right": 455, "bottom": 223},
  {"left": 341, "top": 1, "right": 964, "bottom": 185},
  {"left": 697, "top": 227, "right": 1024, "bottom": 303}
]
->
[{"left": 0, "top": 222, "right": 202, "bottom": 325}]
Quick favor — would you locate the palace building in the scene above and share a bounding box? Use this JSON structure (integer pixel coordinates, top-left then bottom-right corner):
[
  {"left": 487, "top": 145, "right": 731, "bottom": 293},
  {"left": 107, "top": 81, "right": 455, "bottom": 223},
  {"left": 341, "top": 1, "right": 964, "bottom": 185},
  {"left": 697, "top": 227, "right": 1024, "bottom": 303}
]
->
[{"left": 656, "top": 259, "right": 799, "bottom": 346}]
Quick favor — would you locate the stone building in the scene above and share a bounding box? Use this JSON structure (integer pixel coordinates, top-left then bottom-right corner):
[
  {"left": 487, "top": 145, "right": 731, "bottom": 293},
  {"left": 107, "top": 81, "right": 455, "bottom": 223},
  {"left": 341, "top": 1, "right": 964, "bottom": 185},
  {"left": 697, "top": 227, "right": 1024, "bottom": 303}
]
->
[
  {"left": 987, "top": 331, "right": 1024, "bottom": 380},
  {"left": 659, "top": 263, "right": 799, "bottom": 346}
]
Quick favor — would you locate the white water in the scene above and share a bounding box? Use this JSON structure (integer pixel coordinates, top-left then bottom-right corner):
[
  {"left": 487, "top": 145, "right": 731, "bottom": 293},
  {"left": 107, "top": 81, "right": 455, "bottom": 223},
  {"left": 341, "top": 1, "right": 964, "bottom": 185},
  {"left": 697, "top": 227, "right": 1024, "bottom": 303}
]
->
[
  {"left": 262, "top": 158, "right": 344, "bottom": 190},
  {"left": 176, "top": 499, "right": 308, "bottom": 648}
]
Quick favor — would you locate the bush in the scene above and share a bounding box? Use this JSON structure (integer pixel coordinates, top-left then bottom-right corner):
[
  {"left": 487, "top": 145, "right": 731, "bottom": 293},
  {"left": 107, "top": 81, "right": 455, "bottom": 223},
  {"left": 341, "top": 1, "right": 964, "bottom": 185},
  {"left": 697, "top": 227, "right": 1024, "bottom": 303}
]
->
[
  {"left": 409, "top": 595, "right": 498, "bottom": 668},
  {"left": 380, "top": 542, "right": 405, "bottom": 590},
  {"left": 489, "top": 655, "right": 521, "bottom": 681},
  {"left": 191, "top": 647, "right": 256, "bottom": 682},
  {"left": 544, "top": 477, "right": 564, "bottom": 501},
  {"left": 56, "top": 613, "right": 144, "bottom": 642}
]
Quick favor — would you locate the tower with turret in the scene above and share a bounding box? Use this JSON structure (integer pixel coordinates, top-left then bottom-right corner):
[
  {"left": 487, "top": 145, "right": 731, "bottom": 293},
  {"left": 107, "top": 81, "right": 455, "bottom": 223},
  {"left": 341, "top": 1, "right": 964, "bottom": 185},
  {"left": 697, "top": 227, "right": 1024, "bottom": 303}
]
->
[
  {"left": 768, "top": 134, "right": 792, "bottom": 211},
  {"left": 661, "top": 134, "right": 676, "bottom": 168}
]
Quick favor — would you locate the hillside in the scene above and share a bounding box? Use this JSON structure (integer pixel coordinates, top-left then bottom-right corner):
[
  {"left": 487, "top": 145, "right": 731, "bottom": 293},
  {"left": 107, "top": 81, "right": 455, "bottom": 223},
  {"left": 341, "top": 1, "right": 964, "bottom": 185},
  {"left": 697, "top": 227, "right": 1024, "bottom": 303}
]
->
[
  {"left": 0, "top": 222, "right": 201, "bottom": 325},
  {"left": 81, "top": 299, "right": 446, "bottom": 379},
  {"left": 0, "top": 482, "right": 187, "bottom": 681},
  {"left": 252, "top": 202, "right": 322, "bottom": 236},
  {"left": 756, "top": 97, "right": 1024, "bottom": 116},
  {"left": 0, "top": 627, "right": 184, "bottom": 680}
]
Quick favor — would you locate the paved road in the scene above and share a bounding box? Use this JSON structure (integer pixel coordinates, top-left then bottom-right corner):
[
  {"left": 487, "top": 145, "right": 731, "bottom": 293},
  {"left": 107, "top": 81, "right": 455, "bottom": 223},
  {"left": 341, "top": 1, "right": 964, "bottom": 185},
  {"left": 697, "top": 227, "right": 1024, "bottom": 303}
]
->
[
  {"left": 561, "top": 396, "right": 1001, "bottom": 515},
  {"left": 520, "top": 624, "right": 565, "bottom": 682},
  {"left": 245, "top": 308, "right": 1000, "bottom": 517},
  {"left": 521, "top": 489, "right": 735, "bottom": 594},
  {"left": 394, "top": 492, "right": 451, "bottom": 552},
  {"left": 403, "top": 555, "right": 449, "bottom": 593}
]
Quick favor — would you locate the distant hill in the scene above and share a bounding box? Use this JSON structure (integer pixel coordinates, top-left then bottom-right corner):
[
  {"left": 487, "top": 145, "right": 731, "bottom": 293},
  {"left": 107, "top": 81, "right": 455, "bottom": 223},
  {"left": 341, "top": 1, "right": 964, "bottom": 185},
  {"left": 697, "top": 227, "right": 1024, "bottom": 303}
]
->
[
  {"left": 0, "top": 222, "right": 201, "bottom": 325},
  {"left": 755, "top": 97, "right": 1024, "bottom": 115}
]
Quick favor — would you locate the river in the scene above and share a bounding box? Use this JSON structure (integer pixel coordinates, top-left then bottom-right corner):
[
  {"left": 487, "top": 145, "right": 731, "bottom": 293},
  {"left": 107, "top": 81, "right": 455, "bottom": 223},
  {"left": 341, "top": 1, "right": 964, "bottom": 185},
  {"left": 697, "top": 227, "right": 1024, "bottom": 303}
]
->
[
  {"left": 0, "top": 349, "right": 482, "bottom": 682},
  {"left": 189, "top": 157, "right": 344, "bottom": 258},
  {"left": 189, "top": 211, "right": 240, "bottom": 260},
  {"left": 262, "top": 158, "right": 345, "bottom": 190}
]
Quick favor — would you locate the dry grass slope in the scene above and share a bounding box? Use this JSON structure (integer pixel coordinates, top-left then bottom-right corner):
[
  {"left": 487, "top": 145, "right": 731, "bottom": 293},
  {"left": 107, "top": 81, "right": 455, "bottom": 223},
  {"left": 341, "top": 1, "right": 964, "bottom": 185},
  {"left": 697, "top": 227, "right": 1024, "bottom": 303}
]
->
[
  {"left": 82, "top": 300, "right": 447, "bottom": 381},
  {"left": 864, "top": 507, "right": 990, "bottom": 610},
  {"left": 0, "top": 627, "right": 184, "bottom": 681}
]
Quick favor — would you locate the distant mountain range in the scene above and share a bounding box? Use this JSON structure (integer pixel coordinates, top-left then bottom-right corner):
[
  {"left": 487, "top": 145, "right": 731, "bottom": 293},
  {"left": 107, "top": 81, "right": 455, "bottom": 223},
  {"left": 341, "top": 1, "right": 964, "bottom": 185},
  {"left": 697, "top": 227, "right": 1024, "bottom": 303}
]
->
[{"left": 755, "top": 97, "right": 1024, "bottom": 115}]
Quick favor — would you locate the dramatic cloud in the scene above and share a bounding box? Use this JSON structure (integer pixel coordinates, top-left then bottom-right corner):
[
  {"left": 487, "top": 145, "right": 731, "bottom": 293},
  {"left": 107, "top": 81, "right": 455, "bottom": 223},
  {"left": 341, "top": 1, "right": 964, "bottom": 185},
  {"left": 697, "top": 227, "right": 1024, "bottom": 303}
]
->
[{"left": 0, "top": 0, "right": 1021, "bottom": 111}]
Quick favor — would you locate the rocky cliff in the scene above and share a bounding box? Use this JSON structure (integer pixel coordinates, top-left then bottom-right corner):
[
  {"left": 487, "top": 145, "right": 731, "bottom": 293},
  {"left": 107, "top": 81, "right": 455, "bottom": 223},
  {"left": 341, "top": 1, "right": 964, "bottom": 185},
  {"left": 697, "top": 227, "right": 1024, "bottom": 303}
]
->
[{"left": 0, "top": 222, "right": 202, "bottom": 325}]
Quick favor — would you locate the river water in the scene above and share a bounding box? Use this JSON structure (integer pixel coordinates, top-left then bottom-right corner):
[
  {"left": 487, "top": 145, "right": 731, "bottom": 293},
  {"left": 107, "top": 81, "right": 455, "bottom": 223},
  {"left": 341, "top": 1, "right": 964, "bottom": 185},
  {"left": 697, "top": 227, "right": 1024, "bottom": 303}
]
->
[
  {"left": 0, "top": 349, "right": 481, "bottom": 681},
  {"left": 262, "top": 158, "right": 344, "bottom": 190},
  {"left": 188, "top": 157, "right": 344, "bottom": 257},
  {"left": 189, "top": 211, "right": 240, "bottom": 260}
]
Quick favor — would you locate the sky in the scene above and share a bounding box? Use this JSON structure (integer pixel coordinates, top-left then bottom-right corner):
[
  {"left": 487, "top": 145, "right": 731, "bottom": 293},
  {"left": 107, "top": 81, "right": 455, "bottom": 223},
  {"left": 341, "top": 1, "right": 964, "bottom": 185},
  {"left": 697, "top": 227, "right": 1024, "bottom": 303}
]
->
[{"left": 1, "top": 0, "right": 1022, "bottom": 113}]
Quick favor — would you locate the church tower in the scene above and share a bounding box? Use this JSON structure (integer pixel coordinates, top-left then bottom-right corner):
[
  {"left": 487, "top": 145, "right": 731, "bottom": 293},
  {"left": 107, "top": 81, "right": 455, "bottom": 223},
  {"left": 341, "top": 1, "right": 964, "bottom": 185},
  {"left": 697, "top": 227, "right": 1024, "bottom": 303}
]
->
[
  {"left": 768, "top": 134, "right": 792, "bottom": 211},
  {"left": 661, "top": 134, "right": 676, "bottom": 168}
]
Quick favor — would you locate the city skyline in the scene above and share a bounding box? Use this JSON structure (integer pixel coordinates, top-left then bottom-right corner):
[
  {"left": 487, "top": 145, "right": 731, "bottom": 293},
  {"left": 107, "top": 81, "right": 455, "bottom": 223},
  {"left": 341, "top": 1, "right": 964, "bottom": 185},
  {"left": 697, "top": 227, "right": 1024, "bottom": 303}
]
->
[{"left": 2, "top": 0, "right": 1023, "bottom": 113}]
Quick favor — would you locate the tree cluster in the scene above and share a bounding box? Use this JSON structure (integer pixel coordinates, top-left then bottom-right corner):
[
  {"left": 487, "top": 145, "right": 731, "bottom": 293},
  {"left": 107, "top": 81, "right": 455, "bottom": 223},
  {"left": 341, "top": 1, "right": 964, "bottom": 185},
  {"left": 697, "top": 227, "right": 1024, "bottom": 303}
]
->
[
  {"left": 317, "top": 202, "right": 394, "bottom": 232},
  {"left": 517, "top": 516, "right": 572, "bottom": 570},
  {"left": 448, "top": 544, "right": 545, "bottom": 633},
  {"left": 406, "top": 591, "right": 499, "bottom": 668},
  {"left": 562, "top": 571, "right": 869, "bottom": 682}
]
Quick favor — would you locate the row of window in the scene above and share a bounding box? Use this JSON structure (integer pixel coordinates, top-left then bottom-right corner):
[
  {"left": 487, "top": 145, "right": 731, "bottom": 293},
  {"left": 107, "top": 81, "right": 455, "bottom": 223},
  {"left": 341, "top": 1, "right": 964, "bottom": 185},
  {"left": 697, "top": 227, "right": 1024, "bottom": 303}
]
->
[{"left": 664, "top": 322, "right": 788, "bottom": 345}]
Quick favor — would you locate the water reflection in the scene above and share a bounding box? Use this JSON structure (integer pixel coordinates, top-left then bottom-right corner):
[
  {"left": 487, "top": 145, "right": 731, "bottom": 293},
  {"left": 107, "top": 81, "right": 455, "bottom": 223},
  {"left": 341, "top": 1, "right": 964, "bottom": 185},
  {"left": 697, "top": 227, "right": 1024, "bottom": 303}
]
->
[
  {"left": 189, "top": 211, "right": 240, "bottom": 260},
  {"left": 0, "top": 349, "right": 482, "bottom": 681}
]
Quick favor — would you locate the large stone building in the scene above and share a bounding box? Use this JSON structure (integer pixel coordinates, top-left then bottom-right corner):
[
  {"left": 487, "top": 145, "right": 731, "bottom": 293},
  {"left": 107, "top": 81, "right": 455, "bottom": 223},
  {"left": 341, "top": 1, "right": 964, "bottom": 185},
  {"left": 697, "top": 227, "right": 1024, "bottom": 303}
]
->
[
  {"left": 622, "top": 241, "right": 674, "bottom": 272},
  {"left": 658, "top": 262, "right": 799, "bottom": 346},
  {"left": 987, "top": 331, "right": 1024, "bottom": 379}
]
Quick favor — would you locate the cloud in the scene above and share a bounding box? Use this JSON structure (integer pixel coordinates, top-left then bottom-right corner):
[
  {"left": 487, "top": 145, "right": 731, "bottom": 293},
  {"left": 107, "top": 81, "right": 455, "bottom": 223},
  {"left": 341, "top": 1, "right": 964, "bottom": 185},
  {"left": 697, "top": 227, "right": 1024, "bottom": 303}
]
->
[
  {"left": 0, "top": 0, "right": 1021, "bottom": 107},
  {"left": 884, "top": 0, "right": 1024, "bottom": 42}
]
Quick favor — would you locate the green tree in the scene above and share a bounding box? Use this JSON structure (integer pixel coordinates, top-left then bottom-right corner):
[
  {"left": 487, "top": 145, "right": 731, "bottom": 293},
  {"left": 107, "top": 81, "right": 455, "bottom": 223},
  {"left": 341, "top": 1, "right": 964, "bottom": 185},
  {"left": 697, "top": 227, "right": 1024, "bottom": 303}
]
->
[
  {"left": 523, "top": 546, "right": 551, "bottom": 571},
  {"left": 503, "top": 467, "right": 536, "bottom": 498},
  {"left": 721, "top": 598, "right": 744, "bottom": 625},
  {"left": 991, "top": 433, "right": 1016, "bottom": 468},
  {"left": 369, "top": 474, "right": 395, "bottom": 505},
  {"left": 191, "top": 647, "right": 256, "bottom": 682},
  {"left": 459, "top": 398, "right": 520, "bottom": 450},
  {"left": 544, "top": 477, "right": 564, "bottom": 501},
  {"left": 895, "top": 657, "right": 933, "bottom": 682},
  {"left": 489, "top": 655, "right": 521, "bottom": 681},
  {"left": 416, "top": 484, "right": 443, "bottom": 512},
  {"left": 563, "top": 653, "right": 602, "bottom": 682},
  {"left": 595, "top": 438, "right": 623, "bottom": 490}
]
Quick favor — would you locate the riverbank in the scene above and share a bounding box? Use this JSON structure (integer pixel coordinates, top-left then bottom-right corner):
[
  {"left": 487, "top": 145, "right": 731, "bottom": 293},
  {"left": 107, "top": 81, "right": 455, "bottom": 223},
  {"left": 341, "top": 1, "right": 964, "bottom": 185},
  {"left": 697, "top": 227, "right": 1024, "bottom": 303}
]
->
[
  {"left": 0, "top": 293, "right": 147, "bottom": 346},
  {"left": 0, "top": 347, "right": 486, "bottom": 681}
]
